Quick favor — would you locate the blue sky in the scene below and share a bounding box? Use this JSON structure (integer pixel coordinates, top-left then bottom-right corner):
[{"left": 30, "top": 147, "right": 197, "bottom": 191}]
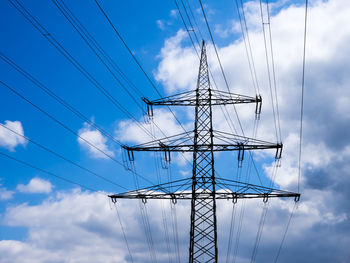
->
[{"left": 1, "top": 0, "right": 350, "bottom": 262}]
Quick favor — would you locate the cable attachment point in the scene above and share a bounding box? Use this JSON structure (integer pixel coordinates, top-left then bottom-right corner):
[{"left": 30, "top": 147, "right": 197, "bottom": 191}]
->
[
  {"left": 142, "top": 97, "right": 153, "bottom": 119},
  {"left": 159, "top": 142, "right": 171, "bottom": 169},
  {"left": 232, "top": 193, "right": 238, "bottom": 204},
  {"left": 171, "top": 194, "right": 177, "bottom": 205},
  {"left": 121, "top": 146, "right": 134, "bottom": 171},
  {"left": 276, "top": 158, "right": 282, "bottom": 168},
  {"left": 237, "top": 143, "right": 245, "bottom": 168},
  {"left": 255, "top": 95, "right": 262, "bottom": 120},
  {"left": 127, "top": 148, "right": 135, "bottom": 162},
  {"left": 275, "top": 143, "right": 283, "bottom": 160},
  {"left": 294, "top": 194, "right": 301, "bottom": 203},
  {"left": 263, "top": 193, "right": 269, "bottom": 203}
]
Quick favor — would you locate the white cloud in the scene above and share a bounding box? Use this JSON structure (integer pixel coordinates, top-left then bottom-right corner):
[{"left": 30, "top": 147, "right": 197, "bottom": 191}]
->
[
  {"left": 115, "top": 108, "right": 188, "bottom": 145},
  {"left": 155, "top": 29, "right": 198, "bottom": 93},
  {"left": 0, "top": 184, "right": 14, "bottom": 201},
  {"left": 0, "top": 188, "right": 348, "bottom": 262},
  {"left": 0, "top": 120, "right": 26, "bottom": 151},
  {"left": 17, "top": 177, "right": 53, "bottom": 194},
  {"left": 0, "top": 190, "right": 190, "bottom": 263},
  {"left": 78, "top": 123, "right": 114, "bottom": 159}
]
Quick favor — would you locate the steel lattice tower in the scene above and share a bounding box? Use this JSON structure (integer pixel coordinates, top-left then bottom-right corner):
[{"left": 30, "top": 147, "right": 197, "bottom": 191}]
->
[
  {"left": 110, "top": 41, "right": 299, "bottom": 262},
  {"left": 189, "top": 42, "right": 218, "bottom": 262}
]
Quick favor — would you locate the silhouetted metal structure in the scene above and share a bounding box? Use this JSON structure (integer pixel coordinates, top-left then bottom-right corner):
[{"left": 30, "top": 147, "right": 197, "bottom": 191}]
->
[{"left": 109, "top": 41, "right": 300, "bottom": 263}]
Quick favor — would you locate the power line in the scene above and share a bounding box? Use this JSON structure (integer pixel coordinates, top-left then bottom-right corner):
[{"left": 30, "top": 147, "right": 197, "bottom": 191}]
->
[
  {"left": 197, "top": 1, "right": 267, "bottom": 190},
  {"left": 150, "top": 124, "right": 173, "bottom": 263},
  {"left": 274, "top": 203, "right": 298, "bottom": 263},
  {"left": 174, "top": 0, "right": 240, "bottom": 138},
  {"left": 93, "top": 0, "right": 162, "bottom": 98},
  {"left": 8, "top": 0, "right": 198, "bottom": 198},
  {"left": 235, "top": 0, "right": 260, "bottom": 95},
  {"left": 259, "top": 0, "right": 280, "bottom": 142},
  {"left": 298, "top": 0, "right": 308, "bottom": 194},
  {"left": 0, "top": 123, "right": 128, "bottom": 191},
  {"left": 8, "top": 0, "right": 148, "bottom": 133},
  {"left": 271, "top": 1, "right": 309, "bottom": 261},
  {"left": 9, "top": 0, "right": 185, "bottom": 155},
  {"left": 131, "top": 163, "right": 158, "bottom": 263},
  {"left": 91, "top": 0, "right": 202, "bottom": 175},
  {"left": 112, "top": 202, "right": 135, "bottom": 263},
  {"left": 167, "top": 165, "right": 181, "bottom": 263},
  {"left": 265, "top": 0, "right": 282, "bottom": 141},
  {"left": 174, "top": 0, "right": 200, "bottom": 56},
  {"left": 57, "top": 0, "right": 144, "bottom": 98},
  {"left": 51, "top": 0, "right": 186, "bottom": 150},
  {"left": 93, "top": 0, "right": 191, "bottom": 140},
  {"left": 0, "top": 51, "right": 123, "bottom": 147},
  {"left": 0, "top": 151, "right": 99, "bottom": 193},
  {"left": 0, "top": 49, "right": 175, "bottom": 190},
  {"left": 0, "top": 79, "right": 155, "bottom": 186},
  {"left": 51, "top": 0, "right": 195, "bottom": 176},
  {"left": 51, "top": 0, "right": 146, "bottom": 112},
  {"left": 225, "top": 198, "right": 237, "bottom": 263},
  {"left": 180, "top": 0, "right": 201, "bottom": 49},
  {"left": 197, "top": 0, "right": 265, "bottom": 187},
  {"left": 195, "top": 6, "right": 282, "bottom": 261},
  {"left": 173, "top": 1, "right": 266, "bottom": 215},
  {"left": 174, "top": 3, "right": 264, "bottom": 192},
  {"left": 1, "top": 142, "right": 134, "bottom": 263},
  {"left": 198, "top": 0, "right": 247, "bottom": 135},
  {"left": 184, "top": 0, "right": 205, "bottom": 43},
  {"left": 250, "top": 202, "right": 268, "bottom": 263}
]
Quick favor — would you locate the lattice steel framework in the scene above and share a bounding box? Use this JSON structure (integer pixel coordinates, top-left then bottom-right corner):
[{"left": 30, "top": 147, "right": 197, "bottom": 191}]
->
[
  {"left": 188, "top": 43, "right": 218, "bottom": 262},
  {"left": 109, "top": 41, "right": 299, "bottom": 262}
]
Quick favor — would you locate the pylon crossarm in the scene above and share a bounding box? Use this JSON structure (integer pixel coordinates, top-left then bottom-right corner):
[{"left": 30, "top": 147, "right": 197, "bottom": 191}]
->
[
  {"left": 123, "top": 141, "right": 281, "bottom": 153},
  {"left": 122, "top": 130, "right": 281, "bottom": 153},
  {"left": 109, "top": 191, "right": 299, "bottom": 202},
  {"left": 210, "top": 89, "right": 261, "bottom": 106},
  {"left": 144, "top": 90, "right": 197, "bottom": 106},
  {"left": 124, "top": 131, "right": 194, "bottom": 149},
  {"left": 126, "top": 143, "right": 280, "bottom": 151},
  {"left": 143, "top": 89, "right": 259, "bottom": 107},
  {"left": 109, "top": 178, "right": 192, "bottom": 200},
  {"left": 108, "top": 177, "right": 300, "bottom": 202},
  {"left": 215, "top": 177, "right": 300, "bottom": 201},
  {"left": 213, "top": 130, "right": 279, "bottom": 145}
]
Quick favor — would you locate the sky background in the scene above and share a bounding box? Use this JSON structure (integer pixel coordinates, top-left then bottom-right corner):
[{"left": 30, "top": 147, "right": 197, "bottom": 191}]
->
[{"left": 1, "top": 0, "right": 350, "bottom": 262}]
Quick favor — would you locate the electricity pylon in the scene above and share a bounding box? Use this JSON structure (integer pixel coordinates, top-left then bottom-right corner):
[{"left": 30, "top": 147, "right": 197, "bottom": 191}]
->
[{"left": 110, "top": 41, "right": 300, "bottom": 262}]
